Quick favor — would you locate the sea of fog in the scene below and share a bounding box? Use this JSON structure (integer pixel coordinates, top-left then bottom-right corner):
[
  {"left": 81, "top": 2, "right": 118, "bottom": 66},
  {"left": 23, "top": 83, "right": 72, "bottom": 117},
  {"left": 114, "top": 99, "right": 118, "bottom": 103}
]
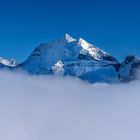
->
[{"left": 0, "top": 70, "right": 140, "bottom": 140}]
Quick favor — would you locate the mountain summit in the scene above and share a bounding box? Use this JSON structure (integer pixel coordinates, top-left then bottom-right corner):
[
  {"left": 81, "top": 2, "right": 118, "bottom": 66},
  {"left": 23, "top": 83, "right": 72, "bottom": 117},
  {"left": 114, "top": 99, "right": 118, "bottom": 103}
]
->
[
  {"left": 0, "top": 34, "right": 140, "bottom": 83},
  {"left": 16, "top": 34, "right": 119, "bottom": 83},
  {"left": 62, "top": 33, "right": 76, "bottom": 42},
  {"left": 0, "top": 57, "right": 17, "bottom": 67}
]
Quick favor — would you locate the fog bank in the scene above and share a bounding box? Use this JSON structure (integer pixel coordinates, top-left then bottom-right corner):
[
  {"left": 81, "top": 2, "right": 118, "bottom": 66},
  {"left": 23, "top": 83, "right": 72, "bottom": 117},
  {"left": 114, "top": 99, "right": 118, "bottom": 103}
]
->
[{"left": 0, "top": 71, "right": 140, "bottom": 140}]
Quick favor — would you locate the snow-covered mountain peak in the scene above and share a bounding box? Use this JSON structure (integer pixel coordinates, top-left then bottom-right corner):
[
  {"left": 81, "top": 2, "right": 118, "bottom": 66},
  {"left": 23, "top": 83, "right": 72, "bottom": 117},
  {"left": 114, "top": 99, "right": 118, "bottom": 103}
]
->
[
  {"left": 0, "top": 34, "right": 139, "bottom": 83},
  {"left": 124, "top": 55, "right": 140, "bottom": 64},
  {"left": 56, "top": 33, "right": 76, "bottom": 44},
  {"left": 77, "top": 38, "right": 91, "bottom": 48},
  {"left": 0, "top": 57, "right": 17, "bottom": 67},
  {"left": 17, "top": 33, "right": 119, "bottom": 79},
  {"left": 119, "top": 55, "right": 140, "bottom": 82},
  {"left": 77, "top": 37, "right": 104, "bottom": 60},
  {"left": 63, "top": 33, "right": 76, "bottom": 42}
]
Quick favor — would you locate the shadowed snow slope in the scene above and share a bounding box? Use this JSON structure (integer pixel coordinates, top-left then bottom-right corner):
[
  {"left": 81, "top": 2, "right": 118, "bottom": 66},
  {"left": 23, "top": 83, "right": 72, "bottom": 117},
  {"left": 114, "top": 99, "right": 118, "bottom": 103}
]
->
[
  {"left": 0, "top": 34, "right": 140, "bottom": 83},
  {"left": 17, "top": 34, "right": 118, "bottom": 83}
]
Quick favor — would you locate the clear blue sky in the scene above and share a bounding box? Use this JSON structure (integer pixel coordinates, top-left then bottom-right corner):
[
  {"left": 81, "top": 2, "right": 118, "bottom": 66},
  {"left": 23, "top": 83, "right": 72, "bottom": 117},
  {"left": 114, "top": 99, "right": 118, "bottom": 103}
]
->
[{"left": 0, "top": 0, "right": 140, "bottom": 62}]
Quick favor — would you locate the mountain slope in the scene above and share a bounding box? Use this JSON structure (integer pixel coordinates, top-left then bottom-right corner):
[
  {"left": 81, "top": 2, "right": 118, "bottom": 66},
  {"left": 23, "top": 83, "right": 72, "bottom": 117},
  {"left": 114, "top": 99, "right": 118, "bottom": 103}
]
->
[
  {"left": 119, "top": 56, "right": 140, "bottom": 82},
  {"left": 0, "top": 34, "right": 139, "bottom": 83},
  {"left": 0, "top": 57, "right": 17, "bottom": 67},
  {"left": 16, "top": 34, "right": 119, "bottom": 83}
]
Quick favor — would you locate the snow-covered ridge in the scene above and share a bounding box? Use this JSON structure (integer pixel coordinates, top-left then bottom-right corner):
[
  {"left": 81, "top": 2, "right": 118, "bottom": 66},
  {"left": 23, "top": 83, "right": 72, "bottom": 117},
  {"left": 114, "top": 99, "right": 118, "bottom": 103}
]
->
[
  {"left": 23, "top": 33, "right": 118, "bottom": 64},
  {"left": 63, "top": 33, "right": 76, "bottom": 42},
  {"left": 0, "top": 33, "right": 139, "bottom": 83},
  {"left": 16, "top": 33, "right": 119, "bottom": 83},
  {"left": 0, "top": 57, "right": 17, "bottom": 67}
]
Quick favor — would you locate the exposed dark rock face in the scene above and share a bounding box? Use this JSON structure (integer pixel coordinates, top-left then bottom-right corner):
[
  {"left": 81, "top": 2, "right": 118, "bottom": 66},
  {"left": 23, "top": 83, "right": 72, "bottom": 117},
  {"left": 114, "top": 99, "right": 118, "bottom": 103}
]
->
[
  {"left": 78, "top": 54, "right": 94, "bottom": 60},
  {"left": 118, "top": 55, "right": 140, "bottom": 82},
  {"left": 102, "top": 54, "right": 118, "bottom": 62}
]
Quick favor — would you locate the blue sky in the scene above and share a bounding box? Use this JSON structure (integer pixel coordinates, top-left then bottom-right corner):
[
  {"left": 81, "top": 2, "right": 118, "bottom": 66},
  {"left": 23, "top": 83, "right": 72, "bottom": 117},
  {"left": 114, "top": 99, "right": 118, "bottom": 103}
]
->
[{"left": 0, "top": 0, "right": 140, "bottom": 62}]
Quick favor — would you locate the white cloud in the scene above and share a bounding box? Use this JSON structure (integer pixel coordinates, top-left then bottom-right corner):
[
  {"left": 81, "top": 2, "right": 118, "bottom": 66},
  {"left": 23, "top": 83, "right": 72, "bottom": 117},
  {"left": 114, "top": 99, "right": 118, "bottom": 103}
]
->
[{"left": 0, "top": 70, "right": 140, "bottom": 140}]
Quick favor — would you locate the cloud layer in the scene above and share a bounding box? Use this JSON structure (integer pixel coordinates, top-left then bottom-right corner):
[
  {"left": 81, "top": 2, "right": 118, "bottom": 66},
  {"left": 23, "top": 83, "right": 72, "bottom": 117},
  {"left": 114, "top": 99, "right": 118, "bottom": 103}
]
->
[{"left": 0, "top": 70, "right": 140, "bottom": 140}]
